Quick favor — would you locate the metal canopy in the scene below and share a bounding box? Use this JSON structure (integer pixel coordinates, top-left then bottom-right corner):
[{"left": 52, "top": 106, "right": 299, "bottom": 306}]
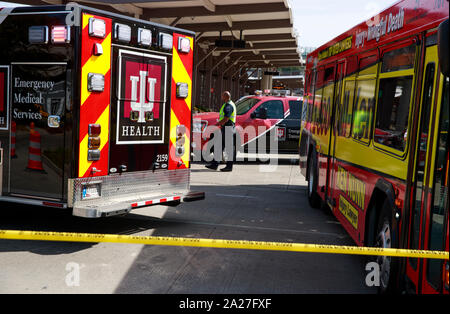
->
[
  {"left": 24, "top": 0, "right": 302, "bottom": 66},
  {"left": 13, "top": 0, "right": 303, "bottom": 103}
]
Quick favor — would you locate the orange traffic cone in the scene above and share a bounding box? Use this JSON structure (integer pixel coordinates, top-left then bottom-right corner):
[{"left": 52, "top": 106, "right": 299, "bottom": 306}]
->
[
  {"left": 11, "top": 121, "right": 17, "bottom": 159},
  {"left": 26, "top": 122, "right": 45, "bottom": 172}
]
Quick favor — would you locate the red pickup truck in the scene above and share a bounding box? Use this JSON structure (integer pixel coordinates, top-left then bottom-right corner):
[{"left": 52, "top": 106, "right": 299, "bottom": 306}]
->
[{"left": 192, "top": 95, "right": 303, "bottom": 160}]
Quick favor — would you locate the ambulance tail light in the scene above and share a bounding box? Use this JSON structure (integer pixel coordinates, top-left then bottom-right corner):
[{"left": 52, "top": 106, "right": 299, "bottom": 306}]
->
[
  {"left": 88, "top": 137, "right": 101, "bottom": 149},
  {"left": 176, "top": 125, "right": 186, "bottom": 157},
  {"left": 89, "top": 124, "right": 101, "bottom": 136},
  {"left": 51, "top": 26, "right": 70, "bottom": 43},
  {"left": 88, "top": 149, "right": 101, "bottom": 162},
  {"left": 28, "top": 26, "right": 49, "bottom": 44},
  {"left": 88, "top": 124, "right": 101, "bottom": 161}
]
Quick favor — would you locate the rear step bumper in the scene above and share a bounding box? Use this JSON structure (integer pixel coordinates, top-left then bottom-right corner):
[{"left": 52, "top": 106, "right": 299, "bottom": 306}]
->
[
  {"left": 69, "top": 169, "right": 204, "bottom": 218},
  {"left": 73, "top": 191, "right": 205, "bottom": 218}
]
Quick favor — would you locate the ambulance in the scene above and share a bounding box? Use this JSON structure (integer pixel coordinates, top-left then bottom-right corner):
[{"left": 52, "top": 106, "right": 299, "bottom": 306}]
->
[{"left": 0, "top": 4, "right": 204, "bottom": 217}]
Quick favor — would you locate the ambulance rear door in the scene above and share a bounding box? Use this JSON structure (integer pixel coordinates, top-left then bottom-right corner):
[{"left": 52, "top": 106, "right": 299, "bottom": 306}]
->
[{"left": 8, "top": 62, "right": 68, "bottom": 201}]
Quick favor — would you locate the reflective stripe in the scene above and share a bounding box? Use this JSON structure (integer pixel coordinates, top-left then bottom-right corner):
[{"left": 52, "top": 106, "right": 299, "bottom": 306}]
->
[
  {"left": 28, "top": 154, "right": 42, "bottom": 162},
  {"left": 29, "top": 141, "right": 41, "bottom": 149}
]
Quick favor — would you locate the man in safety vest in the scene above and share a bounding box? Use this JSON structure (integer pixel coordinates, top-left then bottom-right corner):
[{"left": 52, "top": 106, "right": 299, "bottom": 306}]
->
[{"left": 205, "top": 91, "right": 236, "bottom": 172}]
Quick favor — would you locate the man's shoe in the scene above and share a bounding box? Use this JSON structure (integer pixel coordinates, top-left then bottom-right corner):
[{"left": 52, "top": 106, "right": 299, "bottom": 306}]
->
[
  {"left": 220, "top": 166, "right": 233, "bottom": 172},
  {"left": 205, "top": 163, "right": 218, "bottom": 170}
]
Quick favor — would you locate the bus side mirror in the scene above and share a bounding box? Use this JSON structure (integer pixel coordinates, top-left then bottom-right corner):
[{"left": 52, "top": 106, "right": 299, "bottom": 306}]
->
[{"left": 438, "top": 19, "right": 449, "bottom": 77}]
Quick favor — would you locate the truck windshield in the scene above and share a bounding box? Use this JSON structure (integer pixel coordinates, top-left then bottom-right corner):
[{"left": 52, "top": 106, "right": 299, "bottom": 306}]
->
[{"left": 235, "top": 97, "right": 260, "bottom": 115}]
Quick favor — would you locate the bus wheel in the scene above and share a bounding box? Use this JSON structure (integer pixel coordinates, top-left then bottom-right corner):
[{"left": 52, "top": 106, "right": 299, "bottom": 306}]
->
[
  {"left": 307, "top": 150, "right": 321, "bottom": 208},
  {"left": 375, "top": 199, "right": 399, "bottom": 294}
]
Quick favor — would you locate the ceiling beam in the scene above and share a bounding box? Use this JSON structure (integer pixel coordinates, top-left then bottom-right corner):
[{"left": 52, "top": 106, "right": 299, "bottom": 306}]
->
[
  {"left": 250, "top": 61, "right": 302, "bottom": 66},
  {"left": 202, "top": 0, "right": 216, "bottom": 12},
  {"left": 177, "top": 19, "right": 292, "bottom": 33},
  {"left": 199, "top": 33, "right": 295, "bottom": 43},
  {"left": 239, "top": 54, "right": 300, "bottom": 61},
  {"left": 250, "top": 64, "right": 302, "bottom": 69},
  {"left": 215, "top": 41, "right": 297, "bottom": 52},
  {"left": 226, "top": 49, "right": 299, "bottom": 58},
  {"left": 142, "top": 2, "right": 288, "bottom": 19},
  {"left": 110, "top": 3, "right": 143, "bottom": 18},
  {"left": 62, "top": 0, "right": 136, "bottom": 17}
]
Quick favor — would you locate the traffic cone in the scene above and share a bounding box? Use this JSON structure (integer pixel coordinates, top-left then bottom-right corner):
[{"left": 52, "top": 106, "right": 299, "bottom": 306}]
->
[
  {"left": 11, "top": 121, "right": 17, "bottom": 159},
  {"left": 26, "top": 122, "right": 45, "bottom": 172}
]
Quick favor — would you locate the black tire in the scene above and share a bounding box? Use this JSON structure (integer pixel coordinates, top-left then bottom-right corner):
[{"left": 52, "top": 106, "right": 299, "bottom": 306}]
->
[
  {"left": 375, "top": 198, "right": 399, "bottom": 294},
  {"left": 307, "top": 150, "right": 321, "bottom": 208}
]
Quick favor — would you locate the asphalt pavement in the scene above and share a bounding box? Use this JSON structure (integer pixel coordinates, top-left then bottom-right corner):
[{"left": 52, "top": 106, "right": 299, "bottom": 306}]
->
[{"left": 0, "top": 155, "right": 376, "bottom": 294}]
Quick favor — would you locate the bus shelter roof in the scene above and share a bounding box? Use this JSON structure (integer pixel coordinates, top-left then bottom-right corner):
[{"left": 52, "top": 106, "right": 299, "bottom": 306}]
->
[{"left": 20, "top": 0, "right": 303, "bottom": 67}]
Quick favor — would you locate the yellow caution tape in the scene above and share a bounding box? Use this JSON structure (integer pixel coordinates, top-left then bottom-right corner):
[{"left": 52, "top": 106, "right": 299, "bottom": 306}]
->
[{"left": 0, "top": 229, "right": 448, "bottom": 260}]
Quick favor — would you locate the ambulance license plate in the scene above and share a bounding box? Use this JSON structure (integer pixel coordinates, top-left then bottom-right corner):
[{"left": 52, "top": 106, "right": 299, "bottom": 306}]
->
[{"left": 82, "top": 183, "right": 101, "bottom": 200}]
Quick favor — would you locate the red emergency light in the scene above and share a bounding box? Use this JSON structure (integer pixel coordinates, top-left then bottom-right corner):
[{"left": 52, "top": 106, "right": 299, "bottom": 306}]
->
[{"left": 51, "top": 26, "right": 70, "bottom": 43}]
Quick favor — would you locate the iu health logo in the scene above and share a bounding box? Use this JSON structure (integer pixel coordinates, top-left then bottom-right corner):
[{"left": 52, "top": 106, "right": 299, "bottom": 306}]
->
[{"left": 129, "top": 71, "right": 157, "bottom": 123}]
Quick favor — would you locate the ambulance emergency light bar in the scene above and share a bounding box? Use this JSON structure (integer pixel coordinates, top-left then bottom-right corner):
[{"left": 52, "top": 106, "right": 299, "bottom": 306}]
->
[
  {"left": 89, "top": 17, "right": 106, "bottom": 38},
  {"left": 178, "top": 37, "right": 190, "bottom": 53},
  {"left": 114, "top": 23, "right": 131, "bottom": 43},
  {"left": 159, "top": 33, "right": 173, "bottom": 50},
  {"left": 138, "top": 28, "right": 152, "bottom": 46}
]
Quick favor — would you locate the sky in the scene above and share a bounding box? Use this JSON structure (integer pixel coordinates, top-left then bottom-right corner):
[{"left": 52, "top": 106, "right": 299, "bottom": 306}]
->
[
  {"left": 1, "top": 0, "right": 399, "bottom": 49},
  {"left": 290, "top": 0, "right": 399, "bottom": 48}
]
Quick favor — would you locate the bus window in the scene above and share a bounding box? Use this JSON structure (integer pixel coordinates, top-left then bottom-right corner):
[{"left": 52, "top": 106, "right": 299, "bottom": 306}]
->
[
  {"left": 374, "top": 76, "right": 413, "bottom": 151},
  {"left": 313, "top": 69, "right": 324, "bottom": 128},
  {"left": 427, "top": 76, "right": 449, "bottom": 289},
  {"left": 338, "top": 80, "right": 355, "bottom": 137},
  {"left": 352, "top": 79, "right": 375, "bottom": 141},
  {"left": 410, "top": 63, "right": 435, "bottom": 269},
  {"left": 381, "top": 44, "right": 416, "bottom": 73}
]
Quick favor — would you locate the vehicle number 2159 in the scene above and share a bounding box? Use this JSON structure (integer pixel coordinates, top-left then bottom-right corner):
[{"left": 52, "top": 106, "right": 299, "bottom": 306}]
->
[{"left": 156, "top": 154, "right": 168, "bottom": 163}]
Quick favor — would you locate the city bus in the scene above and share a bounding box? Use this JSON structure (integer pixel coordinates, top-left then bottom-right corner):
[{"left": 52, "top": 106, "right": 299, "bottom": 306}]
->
[{"left": 299, "top": 0, "right": 448, "bottom": 294}]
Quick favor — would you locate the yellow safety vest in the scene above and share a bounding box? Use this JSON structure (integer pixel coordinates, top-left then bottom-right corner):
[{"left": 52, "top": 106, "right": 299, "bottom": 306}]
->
[{"left": 219, "top": 101, "right": 236, "bottom": 123}]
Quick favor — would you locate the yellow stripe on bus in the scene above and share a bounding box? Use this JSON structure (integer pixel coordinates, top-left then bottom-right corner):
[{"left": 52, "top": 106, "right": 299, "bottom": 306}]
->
[{"left": 0, "top": 230, "right": 448, "bottom": 260}]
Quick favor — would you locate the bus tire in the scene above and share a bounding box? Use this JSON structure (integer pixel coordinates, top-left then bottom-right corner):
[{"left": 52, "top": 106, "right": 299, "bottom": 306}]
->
[
  {"left": 307, "top": 150, "right": 321, "bottom": 209},
  {"left": 375, "top": 198, "right": 399, "bottom": 294}
]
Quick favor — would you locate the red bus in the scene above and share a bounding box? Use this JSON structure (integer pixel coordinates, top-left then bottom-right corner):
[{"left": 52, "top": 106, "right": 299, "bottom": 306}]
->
[{"left": 299, "top": 0, "right": 448, "bottom": 294}]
